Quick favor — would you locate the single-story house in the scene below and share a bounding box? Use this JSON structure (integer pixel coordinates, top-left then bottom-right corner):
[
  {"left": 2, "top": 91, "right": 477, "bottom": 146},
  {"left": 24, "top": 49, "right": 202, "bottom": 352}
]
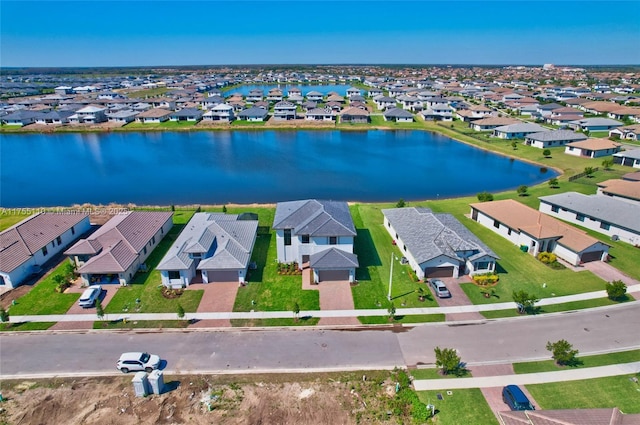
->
[
  {"left": 340, "top": 107, "right": 370, "bottom": 124},
  {"left": 383, "top": 108, "right": 414, "bottom": 122},
  {"left": 568, "top": 117, "right": 623, "bottom": 132},
  {"left": 564, "top": 138, "right": 621, "bottom": 158},
  {"left": 382, "top": 207, "right": 499, "bottom": 280},
  {"left": 65, "top": 212, "right": 173, "bottom": 286},
  {"left": 470, "top": 199, "right": 610, "bottom": 266},
  {"left": 238, "top": 106, "right": 269, "bottom": 121},
  {"left": 34, "top": 110, "right": 75, "bottom": 125},
  {"left": 1, "top": 213, "right": 91, "bottom": 289},
  {"left": 272, "top": 199, "right": 358, "bottom": 283},
  {"left": 597, "top": 179, "right": 640, "bottom": 204},
  {"left": 539, "top": 192, "right": 640, "bottom": 246},
  {"left": 469, "top": 117, "right": 520, "bottom": 131},
  {"left": 609, "top": 124, "right": 640, "bottom": 140},
  {"left": 524, "top": 129, "right": 587, "bottom": 148},
  {"left": 492, "top": 123, "right": 548, "bottom": 139},
  {"left": 170, "top": 108, "right": 203, "bottom": 122},
  {"left": 305, "top": 108, "right": 336, "bottom": 121},
  {"left": 136, "top": 108, "right": 172, "bottom": 123},
  {"left": 1, "top": 110, "right": 39, "bottom": 126},
  {"left": 157, "top": 212, "right": 258, "bottom": 288},
  {"left": 613, "top": 148, "right": 640, "bottom": 168}
]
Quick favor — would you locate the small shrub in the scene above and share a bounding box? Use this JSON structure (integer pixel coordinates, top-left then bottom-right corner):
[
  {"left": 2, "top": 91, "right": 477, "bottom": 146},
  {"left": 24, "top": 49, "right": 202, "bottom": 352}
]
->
[
  {"left": 606, "top": 280, "right": 627, "bottom": 300},
  {"left": 537, "top": 252, "right": 557, "bottom": 264},
  {"left": 473, "top": 273, "right": 499, "bottom": 286},
  {"left": 396, "top": 198, "right": 406, "bottom": 208},
  {"left": 476, "top": 191, "right": 494, "bottom": 202}
]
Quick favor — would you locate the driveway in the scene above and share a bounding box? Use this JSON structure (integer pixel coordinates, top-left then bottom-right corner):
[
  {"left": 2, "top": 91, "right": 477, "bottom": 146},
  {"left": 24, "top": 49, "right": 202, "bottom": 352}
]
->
[
  {"left": 427, "top": 276, "right": 484, "bottom": 321},
  {"left": 50, "top": 285, "right": 120, "bottom": 330},
  {"left": 302, "top": 268, "right": 360, "bottom": 326},
  {"left": 186, "top": 282, "right": 239, "bottom": 328},
  {"left": 584, "top": 261, "right": 639, "bottom": 298}
]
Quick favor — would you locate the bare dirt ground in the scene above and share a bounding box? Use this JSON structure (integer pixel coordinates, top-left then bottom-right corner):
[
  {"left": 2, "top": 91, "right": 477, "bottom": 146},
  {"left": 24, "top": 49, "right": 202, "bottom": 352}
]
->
[{"left": 0, "top": 371, "right": 413, "bottom": 425}]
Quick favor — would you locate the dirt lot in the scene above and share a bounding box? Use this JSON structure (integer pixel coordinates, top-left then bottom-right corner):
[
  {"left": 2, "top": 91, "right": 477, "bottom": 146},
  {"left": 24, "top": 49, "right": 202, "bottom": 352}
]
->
[{"left": 0, "top": 371, "right": 418, "bottom": 425}]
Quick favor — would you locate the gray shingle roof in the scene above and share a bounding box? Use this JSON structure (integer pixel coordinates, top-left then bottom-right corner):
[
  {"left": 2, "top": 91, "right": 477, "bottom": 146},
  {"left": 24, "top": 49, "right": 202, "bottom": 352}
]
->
[
  {"left": 614, "top": 148, "right": 640, "bottom": 160},
  {"left": 273, "top": 200, "right": 356, "bottom": 236},
  {"left": 526, "top": 129, "right": 587, "bottom": 142},
  {"left": 493, "top": 123, "right": 548, "bottom": 133},
  {"left": 310, "top": 248, "right": 359, "bottom": 269},
  {"left": 383, "top": 108, "right": 414, "bottom": 118},
  {"left": 539, "top": 192, "right": 640, "bottom": 233},
  {"left": 382, "top": 207, "right": 498, "bottom": 265},
  {"left": 157, "top": 213, "right": 258, "bottom": 271}
]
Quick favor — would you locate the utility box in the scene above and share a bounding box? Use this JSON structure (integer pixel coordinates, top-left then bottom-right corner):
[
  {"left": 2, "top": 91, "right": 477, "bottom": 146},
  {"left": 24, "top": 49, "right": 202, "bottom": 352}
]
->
[
  {"left": 132, "top": 371, "right": 150, "bottom": 397},
  {"left": 148, "top": 369, "right": 165, "bottom": 395}
]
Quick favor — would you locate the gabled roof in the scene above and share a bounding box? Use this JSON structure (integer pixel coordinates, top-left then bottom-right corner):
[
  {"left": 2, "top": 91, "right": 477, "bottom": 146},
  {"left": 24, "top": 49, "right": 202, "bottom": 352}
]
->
[
  {"left": 614, "top": 148, "right": 640, "bottom": 160},
  {"left": 525, "top": 129, "right": 587, "bottom": 142},
  {"left": 273, "top": 200, "right": 356, "bottom": 237},
  {"left": 238, "top": 106, "right": 268, "bottom": 118},
  {"left": 493, "top": 123, "right": 548, "bottom": 133},
  {"left": 383, "top": 108, "right": 414, "bottom": 118},
  {"left": 566, "top": 138, "right": 621, "bottom": 150},
  {"left": 382, "top": 207, "right": 498, "bottom": 265},
  {"left": 310, "top": 248, "right": 359, "bottom": 269}
]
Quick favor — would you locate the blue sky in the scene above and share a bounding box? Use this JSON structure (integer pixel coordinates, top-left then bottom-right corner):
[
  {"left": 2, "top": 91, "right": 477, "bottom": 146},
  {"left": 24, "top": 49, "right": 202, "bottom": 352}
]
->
[{"left": 1, "top": 0, "right": 639, "bottom": 67}]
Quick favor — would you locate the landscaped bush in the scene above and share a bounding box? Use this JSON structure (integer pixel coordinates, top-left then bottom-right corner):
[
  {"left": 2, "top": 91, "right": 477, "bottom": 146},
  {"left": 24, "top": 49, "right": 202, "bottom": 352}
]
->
[
  {"left": 276, "top": 262, "right": 302, "bottom": 275},
  {"left": 537, "top": 252, "right": 557, "bottom": 264},
  {"left": 472, "top": 273, "right": 499, "bottom": 286}
]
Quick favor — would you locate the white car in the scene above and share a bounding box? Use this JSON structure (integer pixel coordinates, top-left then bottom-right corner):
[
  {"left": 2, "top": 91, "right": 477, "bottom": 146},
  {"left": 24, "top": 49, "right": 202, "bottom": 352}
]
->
[
  {"left": 78, "top": 285, "right": 102, "bottom": 308},
  {"left": 116, "top": 352, "right": 161, "bottom": 373},
  {"left": 429, "top": 279, "right": 451, "bottom": 298}
]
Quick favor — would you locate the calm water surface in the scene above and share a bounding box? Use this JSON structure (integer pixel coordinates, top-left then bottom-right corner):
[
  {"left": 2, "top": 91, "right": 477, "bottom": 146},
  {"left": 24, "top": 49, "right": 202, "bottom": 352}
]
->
[{"left": 0, "top": 130, "right": 554, "bottom": 207}]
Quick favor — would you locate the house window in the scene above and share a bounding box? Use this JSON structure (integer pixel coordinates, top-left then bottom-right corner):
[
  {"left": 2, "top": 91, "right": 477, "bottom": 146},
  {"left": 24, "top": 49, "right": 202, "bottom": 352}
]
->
[
  {"left": 71, "top": 226, "right": 75, "bottom": 235},
  {"left": 476, "top": 261, "right": 490, "bottom": 270},
  {"left": 301, "top": 235, "right": 310, "bottom": 244},
  {"left": 56, "top": 236, "right": 62, "bottom": 245},
  {"left": 507, "top": 228, "right": 512, "bottom": 236},
  {"left": 52, "top": 241, "right": 56, "bottom": 248},
  {"left": 493, "top": 220, "right": 500, "bottom": 229},
  {"left": 576, "top": 213, "right": 585, "bottom": 222},
  {"left": 152, "top": 236, "right": 156, "bottom": 245},
  {"left": 329, "top": 236, "right": 338, "bottom": 245},
  {"left": 191, "top": 253, "right": 202, "bottom": 259},
  {"left": 42, "top": 246, "right": 48, "bottom": 256},
  {"left": 551, "top": 205, "right": 559, "bottom": 213},
  {"left": 284, "top": 229, "right": 292, "bottom": 246},
  {"left": 168, "top": 270, "right": 180, "bottom": 280},
  {"left": 600, "top": 222, "right": 610, "bottom": 230},
  {"left": 161, "top": 227, "right": 164, "bottom": 235},
  {"left": 387, "top": 221, "right": 391, "bottom": 228},
  {"left": 143, "top": 246, "right": 147, "bottom": 255}
]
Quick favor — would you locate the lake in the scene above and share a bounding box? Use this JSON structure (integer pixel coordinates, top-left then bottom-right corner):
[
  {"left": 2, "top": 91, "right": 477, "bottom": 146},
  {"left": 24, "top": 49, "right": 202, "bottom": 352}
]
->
[
  {"left": 0, "top": 130, "right": 555, "bottom": 207},
  {"left": 223, "top": 84, "right": 354, "bottom": 97}
]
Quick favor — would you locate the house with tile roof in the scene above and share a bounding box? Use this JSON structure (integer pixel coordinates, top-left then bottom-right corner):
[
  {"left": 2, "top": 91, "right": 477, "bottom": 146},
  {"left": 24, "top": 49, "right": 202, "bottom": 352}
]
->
[
  {"left": 539, "top": 192, "right": 640, "bottom": 246},
  {"left": 1, "top": 213, "right": 91, "bottom": 288},
  {"left": 273, "top": 200, "right": 358, "bottom": 283},
  {"left": 157, "top": 213, "right": 258, "bottom": 287},
  {"left": 470, "top": 200, "right": 609, "bottom": 266},
  {"left": 382, "top": 207, "right": 498, "bottom": 280},
  {"left": 65, "top": 211, "right": 173, "bottom": 286},
  {"left": 597, "top": 179, "right": 640, "bottom": 204},
  {"left": 564, "top": 138, "right": 621, "bottom": 158},
  {"left": 524, "top": 129, "right": 587, "bottom": 148}
]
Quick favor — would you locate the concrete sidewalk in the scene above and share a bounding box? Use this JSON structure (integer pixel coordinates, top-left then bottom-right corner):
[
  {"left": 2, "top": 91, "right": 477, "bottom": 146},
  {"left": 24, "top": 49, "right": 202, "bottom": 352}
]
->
[
  {"left": 413, "top": 361, "right": 640, "bottom": 390},
  {"left": 9, "top": 283, "right": 639, "bottom": 324}
]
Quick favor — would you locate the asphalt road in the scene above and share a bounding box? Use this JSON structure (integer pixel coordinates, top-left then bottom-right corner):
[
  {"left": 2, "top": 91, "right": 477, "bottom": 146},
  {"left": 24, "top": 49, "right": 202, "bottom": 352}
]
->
[{"left": 1, "top": 304, "right": 639, "bottom": 378}]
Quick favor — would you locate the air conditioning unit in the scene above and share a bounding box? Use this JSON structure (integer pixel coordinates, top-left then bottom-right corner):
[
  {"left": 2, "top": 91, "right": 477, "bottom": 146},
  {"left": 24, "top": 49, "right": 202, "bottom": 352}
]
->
[{"left": 611, "top": 235, "right": 619, "bottom": 241}]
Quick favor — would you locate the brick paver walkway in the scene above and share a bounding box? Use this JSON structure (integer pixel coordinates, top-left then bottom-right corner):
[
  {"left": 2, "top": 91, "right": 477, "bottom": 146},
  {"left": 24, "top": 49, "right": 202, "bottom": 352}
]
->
[
  {"left": 302, "top": 268, "right": 360, "bottom": 326},
  {"left": 186, "top": 282, "right": 239, "bottom": 327}
]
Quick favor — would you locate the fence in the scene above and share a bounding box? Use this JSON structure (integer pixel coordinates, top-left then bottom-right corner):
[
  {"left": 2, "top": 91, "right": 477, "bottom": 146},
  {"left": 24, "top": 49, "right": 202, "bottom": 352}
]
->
[{"left": 568, "top": 167, "right": 599, "bottom": 182}]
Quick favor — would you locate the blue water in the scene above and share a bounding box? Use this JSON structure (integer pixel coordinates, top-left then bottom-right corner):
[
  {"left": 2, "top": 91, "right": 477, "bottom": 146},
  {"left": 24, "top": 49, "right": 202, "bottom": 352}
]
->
[
  {"left": 0, "top": 130, "right": 554, "bottom": 207},
  {"left": 223, "top": 84, "right": 354, "bottom": 97}
]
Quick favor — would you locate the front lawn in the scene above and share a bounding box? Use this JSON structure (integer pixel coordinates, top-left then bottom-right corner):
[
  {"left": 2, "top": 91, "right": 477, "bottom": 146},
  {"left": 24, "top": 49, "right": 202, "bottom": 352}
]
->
[
  {"left": 481, "top": 296, "right": 632, "bottom": 318},
  {"left": 0, "top": 322, "right": 56, "bottom": 332},
  {"left": 417, "top": 389, "right": 498, "bottom": 425},
  {"left": 9, "top": 261, "right": 80, "bottom": 315},
  {"left": 93, "top": 319, "right": 190, "bottom": 329},
  {"left": 526, "top": 375, "right": 640, "bottom": 413},
  {"left": 358, "top": 314, "right": 445, "bottom": 325},
  {"left": 230, "top": 317, "right": 320, "bottom": 327},
  {"left": 411, "top": 368, "right": 472, "bottom": 380},
  {"left": 513, "top": 349, "right": 640, "bottom": 374}
]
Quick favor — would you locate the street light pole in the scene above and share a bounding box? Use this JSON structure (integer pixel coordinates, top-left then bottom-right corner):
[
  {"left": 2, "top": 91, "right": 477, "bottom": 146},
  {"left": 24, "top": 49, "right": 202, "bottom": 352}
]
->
[{"left": 387, "top": 251, "right": 393, "bottom": 301}]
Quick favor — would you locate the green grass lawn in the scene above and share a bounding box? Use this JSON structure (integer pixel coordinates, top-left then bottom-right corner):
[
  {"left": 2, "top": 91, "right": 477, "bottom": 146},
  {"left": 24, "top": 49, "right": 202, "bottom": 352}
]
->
[
  {"left": 526, "top": 375, "right": 640, "bottom": 413},
  {"left": 125, "top": 87, "right": 169, "bottom": 98},
  {"left": 417, "top": 389, "right": 499, "bottom": 425},
  {"left": 230, "top": 317, "right": 320, "bottom": 327},
  {"left": 0, "top": 322, "right": 56, "bottom": 332},
  {"left": 358, "top": 314, "right": 445, "bottom": 325},
  {"left": 121, "top": 120, "right": 197, "bottom": 130},
  {"left": 93, "top": 319, "right": 190, "bottom": 329},
  {"left": 104, "top": 224, "right": 204, "bottom": 314},
  {"left": 481, "top": 296, "right": 632, "bottom": 318},
  {"left": 9, "top": 261, "right": 81, "bottom": 315},
  {"left": 513, "top": 349, "right": 640, "bottom": 374},
  {"left": 411, "top": 368, "right": 472, "bottom": 380},
  {"left": 0, "top": 211, "right": 33, "bottom": 231}
]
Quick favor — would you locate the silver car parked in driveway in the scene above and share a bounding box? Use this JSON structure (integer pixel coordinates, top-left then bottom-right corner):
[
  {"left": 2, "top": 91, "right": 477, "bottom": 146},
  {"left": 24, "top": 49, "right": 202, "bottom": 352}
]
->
[
  {"left": 429, "top": 279, "right": 451, "bottom": 298},
  {"left": 78, "top": 285, "right": 102, "bottom": 308}
]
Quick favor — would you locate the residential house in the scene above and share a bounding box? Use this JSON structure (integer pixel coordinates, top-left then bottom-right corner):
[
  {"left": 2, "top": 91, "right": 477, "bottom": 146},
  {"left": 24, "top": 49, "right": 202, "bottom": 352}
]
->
[
  {"left": 200, "top": 97, "right": 223, "bottom": 110},
  {"left": 470, "top": 199, "right": 610, "bottom": 266},
  {"left": 287, "top": 87, "right": 302, "bottom": 98},
  {"left": 374, "top": 95, "right": 396, "bottom": 110},
  {"left": 1, "top": 110, "right": 38, "bottom": 126},
  {"left": 68, "top": 105, "right": 107, "bottom": 124},
  {"left": 597, "top": 179, "right": 640, "bottom": 204},
  {"left": 397, "top": 95, "right": 422, "bottom": 111},
  {"left": 535, "top": 103, "right": 564, "bottom": 118},
  {"left": 609, "top": 124, "right": 640, "bottom": 141},
  {"left": 340, "top": 107, "right": 370, "bottom": 124},
  {"left": 368, "top": 88, "right": 383, "bottom": 98},
  {"left": 136, "top": 108, "right": 172, "bottom": 123},
  {"left": 327, "top": 94, "right": 345, "bottom": 104},
  {"left": 202, "top": 103, "right": 235, "bottom": 122},
  {"left": 65, "top": 212, "right": 173, "bottom": 286},
  {"left": 383, "top": 108, "right": 414, "bottom": 122},
  {"left": 469, "top": 117, "right": 519, "bottom": 131},
  {"left": 246, "top": 89, "right": 264, "bottom": 102},
  {"left": 382, "top": 207, "right": 498, "bottom": 280},
  {"left": 492, "top": 123, "right": 548, "bottom": 139},
  {"left": 613, "top": 148, "right": 640, "bottom": 168},
  {"left": 539, "top": 192, "right": 640, "bottom": 246},
  {"left": 267, "top": 88, "right": 283, "bottom": 102},
  {"left": 524, "top": 130, "right": 587, "bottom": 148},
  {"left": 34, "top": 110, "right": 75, "bottom": 125},
  {"left": 272, "top": 199, "right": 358, "bottom": 283},
  {"left": 169, "top": 108, "right": 203, "bottom": 122},
  {"left": 149, "top": 98, "right": 176, "bottom": 110},
  {"left": 106, "top": 109, "right": 138, "bottom": 124},
  {"left": 305, "top": 107, "right": 336, "bottom": 121},
  {"left": 564, "top": 138, "right": 621, "bottom": 158},
  {"left": 238, "top": 106, "right": 269, "bottom": 122},
  {"left": 421, "top": 103, "right": 453, "bottom": 121},
  {"left": 1, "top": 213, "right": 91, "bottom": 289},
  {"left": 346, "top": 87, "right": 361, "bottom": 98},
  {"left": 273, "top": 101, "right": 297, "bottom": 120},
  {"left": 157, "top": 212, "right": 258, "bottom": 287},
  {"left": 306, "top": 91, "right": 323, "bottom": 102},
  {"left": 568, "top": 117, "right": 623, "bottom": 132}
]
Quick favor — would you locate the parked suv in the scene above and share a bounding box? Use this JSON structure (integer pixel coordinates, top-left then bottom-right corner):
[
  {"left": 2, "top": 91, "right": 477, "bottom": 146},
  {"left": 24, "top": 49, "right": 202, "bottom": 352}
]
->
[
  {"left": 116, "top": 352, "right": 161, "bottom": 373},
  {"left": 78, "top": 285, "right": 102, "bottom": 308},
  {"left": 429, "top": 279, "right": 451, "bottom": 298},
  {"left": 502, "top": 385, "right": 534, "bottom": 411}
]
